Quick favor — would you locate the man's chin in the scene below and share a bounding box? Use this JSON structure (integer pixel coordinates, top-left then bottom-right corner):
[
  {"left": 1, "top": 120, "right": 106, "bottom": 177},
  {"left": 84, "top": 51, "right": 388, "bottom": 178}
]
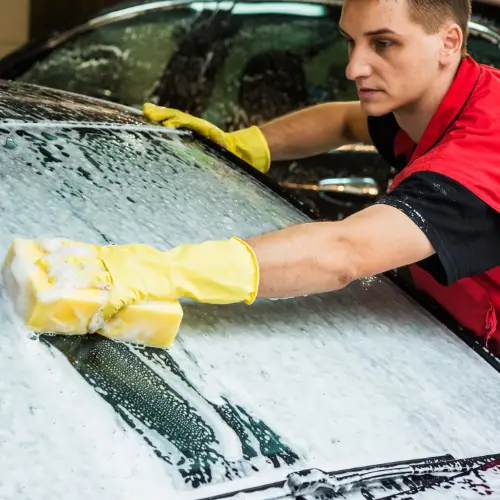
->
[{"left": 360, "top": 100, "right": 394, "bottom": 117}]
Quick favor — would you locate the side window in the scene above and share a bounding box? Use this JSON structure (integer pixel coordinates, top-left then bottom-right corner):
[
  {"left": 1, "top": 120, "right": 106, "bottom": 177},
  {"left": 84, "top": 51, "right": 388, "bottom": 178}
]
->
[
  {"left": 209, "top": 2, "right": 355, "bottom": 129},
  {"left": 467, "top": 17, "right": 500, "bottom": 68},
  {"left": 17, "top": 8, "right": 199, "bottom": 108},
  {"left": 157, "top": 2, "right": 355, "bottom": 130}
]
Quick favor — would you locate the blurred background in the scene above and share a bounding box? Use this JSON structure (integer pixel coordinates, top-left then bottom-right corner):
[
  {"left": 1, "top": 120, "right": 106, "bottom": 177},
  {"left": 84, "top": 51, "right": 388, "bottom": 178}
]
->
[
  {"left": 3, "top": 1, "right": 156, "bottom": 57},
  {"left": 3, "top": 1, "right": 130, "bottom": 56},
  {"left": 1, "top": 0, "right": 28, "bottom": 58},
  {"left": 31, "top": 1, "right": 125, "bottom": 40},
  {"left": 6, "top": 0, "right": 500, "bottom": 54}
]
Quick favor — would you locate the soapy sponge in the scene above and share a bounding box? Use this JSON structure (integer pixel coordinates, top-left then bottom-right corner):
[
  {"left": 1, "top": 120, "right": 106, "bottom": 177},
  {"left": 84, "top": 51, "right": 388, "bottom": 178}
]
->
[{"left": 1, "top": 238, "right": 183, "bottom": 348}]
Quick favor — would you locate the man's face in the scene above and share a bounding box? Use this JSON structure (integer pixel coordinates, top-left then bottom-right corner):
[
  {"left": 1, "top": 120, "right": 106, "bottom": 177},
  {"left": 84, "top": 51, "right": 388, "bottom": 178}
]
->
[{"left": 339, "top": 0, "right": 446, "bottom": 116}]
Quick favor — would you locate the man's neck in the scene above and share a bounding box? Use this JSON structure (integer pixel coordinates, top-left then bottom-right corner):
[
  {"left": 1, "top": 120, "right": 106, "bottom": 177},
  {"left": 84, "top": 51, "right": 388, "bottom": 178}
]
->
[{"left": 394, "top": 59, "right": 462, "bottom": 144}]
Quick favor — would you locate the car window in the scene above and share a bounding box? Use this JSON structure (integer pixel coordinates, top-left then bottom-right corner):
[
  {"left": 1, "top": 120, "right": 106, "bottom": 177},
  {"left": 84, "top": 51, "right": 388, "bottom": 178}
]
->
[
  {"left": 157, "top": 1, "right": 356, "bottom": 130},
  {"left": 2, "top": 86, "right": 500, "bottom": 496},
  {"left": 157, "top": 3, "right": 500, "bottom": 130},
  {"left": 468, "top": 17, "right": 500, "bottom": 67},
  {"left": 16, "top": 8, "right": 199, "bottom": 108}
]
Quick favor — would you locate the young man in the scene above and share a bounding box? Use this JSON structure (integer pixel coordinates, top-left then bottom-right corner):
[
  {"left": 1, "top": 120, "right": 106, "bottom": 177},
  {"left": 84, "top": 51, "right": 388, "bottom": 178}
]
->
[{"left": 42, "top": 0, "right": 500, "bottom": 352}]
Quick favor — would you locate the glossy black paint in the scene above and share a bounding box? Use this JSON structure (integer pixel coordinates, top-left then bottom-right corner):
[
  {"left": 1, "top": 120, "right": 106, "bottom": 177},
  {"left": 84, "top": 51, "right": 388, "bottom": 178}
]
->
[{"left": 1, "top": 77, "right": 500, "bottom": 500}]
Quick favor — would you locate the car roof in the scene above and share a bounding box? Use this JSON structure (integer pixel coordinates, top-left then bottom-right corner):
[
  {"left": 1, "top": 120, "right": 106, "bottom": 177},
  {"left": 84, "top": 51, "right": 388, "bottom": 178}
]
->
[
  {"left": 1, "top": 82, "right": 500, "bottom": 499},
  {"left": 0, "top": 80, "right": 144, "bottom": 123}
]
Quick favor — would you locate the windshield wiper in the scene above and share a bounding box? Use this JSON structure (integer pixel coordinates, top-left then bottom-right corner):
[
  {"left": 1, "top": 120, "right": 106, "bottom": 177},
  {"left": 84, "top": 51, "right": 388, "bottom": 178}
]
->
[
  {"left": 200, "top": 453, "right": 500, "bottom": 500},
  {"left": 283, "top": 455, "right": 499, "bottom": 498}
]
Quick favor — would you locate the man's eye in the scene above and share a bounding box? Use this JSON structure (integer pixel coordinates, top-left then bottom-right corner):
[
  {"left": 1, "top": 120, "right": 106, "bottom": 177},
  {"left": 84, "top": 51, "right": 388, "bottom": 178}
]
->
[
  {"left": 375, "top": 40, "right": 393, "bottom": 50},
  {"left": 345, "top": 41, "right": 354, "bottom": 58}
]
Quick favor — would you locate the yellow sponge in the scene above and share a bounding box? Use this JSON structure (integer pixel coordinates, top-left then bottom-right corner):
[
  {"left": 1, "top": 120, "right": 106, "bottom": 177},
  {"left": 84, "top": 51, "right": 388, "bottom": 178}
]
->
[{"left": 1, "top": 238, "right": 183, "bottom": 348}]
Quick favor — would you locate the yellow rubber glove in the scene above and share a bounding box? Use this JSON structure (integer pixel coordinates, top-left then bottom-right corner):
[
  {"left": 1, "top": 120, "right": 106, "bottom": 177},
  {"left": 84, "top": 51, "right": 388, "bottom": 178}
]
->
[
  {"left": 38, "top": 237, "right": 260, "bottom": 330},
  {"left": 143, "top": 103, "right": 271, "bottom": 174}
]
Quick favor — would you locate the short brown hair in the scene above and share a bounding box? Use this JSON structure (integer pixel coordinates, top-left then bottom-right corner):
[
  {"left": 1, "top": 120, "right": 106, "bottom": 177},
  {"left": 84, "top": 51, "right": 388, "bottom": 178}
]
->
[{"left": 407, "top": 0, "right": 472, "bottom": 56}]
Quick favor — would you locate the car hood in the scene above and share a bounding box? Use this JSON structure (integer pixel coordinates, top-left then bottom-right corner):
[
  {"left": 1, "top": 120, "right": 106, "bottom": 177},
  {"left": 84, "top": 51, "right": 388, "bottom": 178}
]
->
[{"left": 1, "top": 82, "right": 500, "bottom": 500}]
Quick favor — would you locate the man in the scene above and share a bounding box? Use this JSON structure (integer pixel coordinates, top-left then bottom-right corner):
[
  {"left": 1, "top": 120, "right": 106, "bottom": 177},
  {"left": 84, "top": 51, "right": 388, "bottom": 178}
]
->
[{"left": 44, "top": 0, "right": 500, "bottom": 352}]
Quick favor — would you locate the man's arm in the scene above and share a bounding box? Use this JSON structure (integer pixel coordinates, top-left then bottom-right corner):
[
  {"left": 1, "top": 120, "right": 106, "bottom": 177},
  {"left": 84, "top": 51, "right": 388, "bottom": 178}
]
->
[
  {"left": 30, "top": 202, "right": 434, "bottom": 338},
  {"left": 143, "top": 101, "right": 371, "bottom": 172},
  {"left": 259, "top": 101, "right": 372, "bottom": 162},
  {"left": 246, "top": 204, "right": 434, "bottom": 298}
]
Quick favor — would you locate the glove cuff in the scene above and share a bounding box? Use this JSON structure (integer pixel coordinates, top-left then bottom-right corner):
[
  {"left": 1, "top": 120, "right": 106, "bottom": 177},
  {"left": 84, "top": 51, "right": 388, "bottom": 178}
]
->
[
  {"left": 230, "top": 237, "right": 260, "bottom": 304},
  {"left": 228, "top": 126, "right": 271, "bottom": 174}
]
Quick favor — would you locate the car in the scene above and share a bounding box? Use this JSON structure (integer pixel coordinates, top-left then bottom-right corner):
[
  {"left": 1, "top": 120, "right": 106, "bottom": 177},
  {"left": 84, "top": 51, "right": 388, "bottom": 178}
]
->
[
  {"left": 1, "top": 0, "right": 500, "bottom": 220},
  {"left": 1, "top": 79, "right": 500, "bottom": 500}
]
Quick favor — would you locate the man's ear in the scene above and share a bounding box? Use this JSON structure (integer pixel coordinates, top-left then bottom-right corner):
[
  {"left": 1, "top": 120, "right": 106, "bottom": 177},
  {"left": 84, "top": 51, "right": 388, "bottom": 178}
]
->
[{"left": 441, "top": 22, "right": 463, "bottom": 62}]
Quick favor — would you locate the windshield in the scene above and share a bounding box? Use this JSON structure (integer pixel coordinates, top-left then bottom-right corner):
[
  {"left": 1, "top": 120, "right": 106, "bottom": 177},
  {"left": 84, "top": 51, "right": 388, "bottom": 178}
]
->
[{"left": 2, "top": 86, "right": 500, "bottom": 498}]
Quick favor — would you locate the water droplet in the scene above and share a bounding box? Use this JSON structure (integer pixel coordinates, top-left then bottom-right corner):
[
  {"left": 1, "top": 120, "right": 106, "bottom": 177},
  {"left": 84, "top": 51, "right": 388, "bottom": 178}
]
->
[
  {"left": 4, "top": 137, "right": 16, "bottom": 150},
  {"left": 42, "top": 132, "right": 58, "bottom": 141}
]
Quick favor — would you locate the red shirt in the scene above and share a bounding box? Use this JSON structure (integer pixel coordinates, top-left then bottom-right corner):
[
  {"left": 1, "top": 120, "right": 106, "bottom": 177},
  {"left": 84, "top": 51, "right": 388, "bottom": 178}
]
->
[{"left": 368, "top": 56, "right": 500, "bottom": 354}]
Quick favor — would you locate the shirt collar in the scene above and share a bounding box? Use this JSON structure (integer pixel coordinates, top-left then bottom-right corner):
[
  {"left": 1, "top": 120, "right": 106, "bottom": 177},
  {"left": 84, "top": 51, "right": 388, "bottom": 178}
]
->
[{"left": 410, "top": 56, "right": 482, "bottom": 162}]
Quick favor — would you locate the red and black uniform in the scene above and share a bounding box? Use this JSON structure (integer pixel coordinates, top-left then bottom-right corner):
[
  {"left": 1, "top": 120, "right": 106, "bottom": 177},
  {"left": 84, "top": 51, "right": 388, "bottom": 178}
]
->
[{"left": 368, "top": 56, "right": 500, "bottom": 354}]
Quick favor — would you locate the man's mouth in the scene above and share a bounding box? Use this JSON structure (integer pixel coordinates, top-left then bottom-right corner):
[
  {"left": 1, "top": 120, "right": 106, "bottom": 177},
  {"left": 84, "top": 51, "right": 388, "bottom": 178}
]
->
[{"left": 357, "top": 88, "right": 383, "bottom": 100}]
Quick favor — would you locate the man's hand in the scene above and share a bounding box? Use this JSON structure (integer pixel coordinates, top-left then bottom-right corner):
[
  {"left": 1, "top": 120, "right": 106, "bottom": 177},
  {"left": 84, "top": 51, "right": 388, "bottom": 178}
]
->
[
  {"left": 143, "top": 103, "right": 271, "bottom": 173},
  {"left": 39, "top": 237, "right": 260, "bottom": 325}
]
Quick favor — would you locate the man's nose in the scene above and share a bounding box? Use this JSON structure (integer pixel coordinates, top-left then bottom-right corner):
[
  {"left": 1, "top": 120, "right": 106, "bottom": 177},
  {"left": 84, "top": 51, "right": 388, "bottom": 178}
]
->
[{"left": 345, "top": 47, "right": 372, "bottom": 81}]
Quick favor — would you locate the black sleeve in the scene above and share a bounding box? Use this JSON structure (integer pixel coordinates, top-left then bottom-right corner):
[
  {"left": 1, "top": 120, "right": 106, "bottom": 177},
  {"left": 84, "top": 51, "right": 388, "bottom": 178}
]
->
[{"left": 375, "top": 171, "right": 500, "bottom": 285}]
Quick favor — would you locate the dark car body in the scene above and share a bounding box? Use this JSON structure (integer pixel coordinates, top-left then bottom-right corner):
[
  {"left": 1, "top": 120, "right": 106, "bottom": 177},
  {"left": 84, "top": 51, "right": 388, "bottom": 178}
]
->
[
  {"left": 1, "top": 0, "right": 500, "bottom": 220},
  {"left": 1, "top": 80, "right": 500, "bottom": 500}
]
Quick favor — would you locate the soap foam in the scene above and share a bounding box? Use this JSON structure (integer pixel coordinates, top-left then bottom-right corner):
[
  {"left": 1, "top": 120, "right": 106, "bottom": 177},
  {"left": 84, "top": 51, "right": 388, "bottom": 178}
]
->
[
  {"left": 132, "top": 345, "right": 244, "bottom": 463},
  {"left": 2, "top": 116, "right": 500, "bottom": 499},
  {"left": 38, "top": 239, "right": 107, "bottom": 290},
  {"left": 1, "top": 243, "right": 36, "bottom": 319},
  {"left": 0, "top": 285, "right": 180, "bottom": 500}
]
